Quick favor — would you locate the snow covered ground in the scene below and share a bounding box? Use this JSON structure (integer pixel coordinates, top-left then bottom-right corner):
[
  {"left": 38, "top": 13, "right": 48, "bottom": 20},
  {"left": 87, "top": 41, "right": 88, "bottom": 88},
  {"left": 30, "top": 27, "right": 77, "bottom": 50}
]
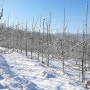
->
[{"left": 0, "top": 49, "right": 87, "bottom": 90}]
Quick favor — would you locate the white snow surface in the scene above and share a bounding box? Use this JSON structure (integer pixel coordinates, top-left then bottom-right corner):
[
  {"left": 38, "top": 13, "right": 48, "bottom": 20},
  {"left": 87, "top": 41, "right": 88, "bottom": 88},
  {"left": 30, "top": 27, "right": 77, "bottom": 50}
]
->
[{"left": 0, "top": 50, "right": 86, "bottom": 90}]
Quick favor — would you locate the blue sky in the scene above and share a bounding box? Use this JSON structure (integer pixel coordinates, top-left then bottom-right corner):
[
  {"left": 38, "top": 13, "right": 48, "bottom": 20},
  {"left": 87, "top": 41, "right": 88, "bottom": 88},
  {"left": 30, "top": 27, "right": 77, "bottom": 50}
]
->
[{"left": 1, "top": 0, "right": 90, "bottom": 33}]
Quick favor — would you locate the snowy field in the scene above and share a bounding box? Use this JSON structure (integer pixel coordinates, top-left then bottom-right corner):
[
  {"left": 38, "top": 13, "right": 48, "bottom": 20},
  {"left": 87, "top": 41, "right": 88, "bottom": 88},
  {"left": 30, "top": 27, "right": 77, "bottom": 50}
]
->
[{"left": 0, "top": 48, "right": 88, "bottom": 90}]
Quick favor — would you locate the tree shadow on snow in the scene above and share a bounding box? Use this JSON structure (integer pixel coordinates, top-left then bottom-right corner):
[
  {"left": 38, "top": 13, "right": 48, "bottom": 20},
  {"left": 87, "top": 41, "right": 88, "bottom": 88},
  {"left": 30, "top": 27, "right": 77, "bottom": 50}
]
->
[
  {"left": 26, "top": 82, "right": 43, "bottom": 90},
  {"left": 0, "top": 54, "right": 17, "bottom": 78},
  {"left": 0, "top": 84, "right": 7, "bottom": 89}
]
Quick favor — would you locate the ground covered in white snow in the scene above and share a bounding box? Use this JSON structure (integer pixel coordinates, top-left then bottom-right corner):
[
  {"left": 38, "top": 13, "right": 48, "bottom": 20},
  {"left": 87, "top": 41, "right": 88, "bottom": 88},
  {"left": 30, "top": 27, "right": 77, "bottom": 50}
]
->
[{"left": 0, "top": 49, "right": 87, "bottom": 90}]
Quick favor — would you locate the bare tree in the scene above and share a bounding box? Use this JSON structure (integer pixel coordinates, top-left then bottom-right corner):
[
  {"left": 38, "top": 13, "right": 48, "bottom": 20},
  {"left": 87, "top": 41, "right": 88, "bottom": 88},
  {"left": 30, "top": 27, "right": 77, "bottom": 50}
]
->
[
  {"left": 37, "top": 16, "right": 41, "bottom": 60},
  {"left": 42, "top": 19, "right": 45, "bottom": 63},
  {"left": 25, "top": 21, "right": 28, "bottom": 56}
]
